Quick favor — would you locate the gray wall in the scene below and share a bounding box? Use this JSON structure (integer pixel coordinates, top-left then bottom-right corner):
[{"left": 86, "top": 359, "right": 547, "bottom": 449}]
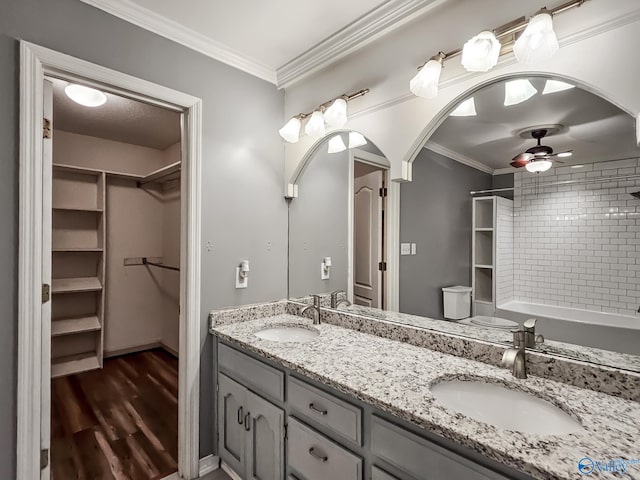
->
[
  {"left": 492, "top": 173, "right": 514, "bottom": 200},
  {"left": 0, "top": 0, "right": 286, "bottom": 471},
  {"left": 399, "top": 149, "right": 491, "bottom": 319},
  {"left": 289, "top": 146, "right": 349, "bottom": 297}
]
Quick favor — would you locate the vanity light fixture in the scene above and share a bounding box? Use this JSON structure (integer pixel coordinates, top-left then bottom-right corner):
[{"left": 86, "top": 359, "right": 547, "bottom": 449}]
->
[
  {"left": 410, "top": 0, "right": 588, "bottom": 100},
  {"left": 278, "top": 89, "right": 370, "bottom": 143},
  {"left": 65, "top": 84, "right": 107, "bottom": 107},
  {"left": 525, "top": 159, "right": 553, "bottom": 173},
  {"left": 542, "top": 79, "right": 575, "bottom": 95},
  {"left": 327, "top": 135, "right": 347, "bottom": 153},
  {"left": 348, "top": 131, "right": 367, "bottom": 149},
  {"left": 504, "top": 79, "right": 538, "bottom": 106},
  {"left": 450, "top": 97, "right": 477, "bottom": 117}
]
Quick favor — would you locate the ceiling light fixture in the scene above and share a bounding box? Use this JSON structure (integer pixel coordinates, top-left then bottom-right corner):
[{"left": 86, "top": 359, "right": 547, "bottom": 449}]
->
[
  {"left": 542, "top": 79, "right": 576, "bottom": 95},
  {"left": 513, "top": 8, "right": 559, "bottom": 65},
  {"left": 278, "top": 89, "right": 369, "bottom": 143},
  {"left": 461, "top": 31, "right": 501, "bottom": 72},
  {"left": 504, "top": 79, "right": 538, "bottom": 106},
  {"left": 525, "top": 159, "right": 553, "bottom": 173},
  {"left": 327, "top": 135, "right": 347, "bottom": 153},
  {"left": 410, "top": 0, "right": 588, "bottom": 99},
  {"left": 64, "top": 84, "right": 107, "bottom": 107},
  {"left": 450, "top": 97, "right": 477, "bottom": 117},
  {"left": 348, "top": 132, "right": 367, "bottom": 149}
]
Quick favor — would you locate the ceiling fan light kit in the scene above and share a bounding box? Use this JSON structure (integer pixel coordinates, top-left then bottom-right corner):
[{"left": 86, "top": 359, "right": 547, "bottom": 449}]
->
[{"left": 510, "top": 127, "right": 573, "bottom": 172}]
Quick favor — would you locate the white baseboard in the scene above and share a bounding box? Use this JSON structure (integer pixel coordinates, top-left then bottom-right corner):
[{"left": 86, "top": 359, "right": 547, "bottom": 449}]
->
[
  {"left": 221, "top": 461, "right": 243, "bottom": 480},
  {"left": 199, "top": 454, "right": 220, "bottom": 476}
]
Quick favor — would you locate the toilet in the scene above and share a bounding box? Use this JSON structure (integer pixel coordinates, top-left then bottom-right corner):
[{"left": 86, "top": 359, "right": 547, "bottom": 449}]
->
[{"left": 442, "top": 286, "right": 517, "bottom": 329}]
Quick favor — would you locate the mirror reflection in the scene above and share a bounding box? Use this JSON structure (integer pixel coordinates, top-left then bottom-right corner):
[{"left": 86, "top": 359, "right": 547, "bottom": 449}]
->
[{"left": 288, "top": 75, "right": 640, "bottom": 372}]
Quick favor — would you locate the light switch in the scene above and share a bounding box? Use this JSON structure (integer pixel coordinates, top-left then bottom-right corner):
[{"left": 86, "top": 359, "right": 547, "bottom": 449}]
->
[
  {"left": 411, "top": 243, "right": 417, "bottom": 255},
  {"left": 401, "top": 243, "right": 411, "bottom": 255}
]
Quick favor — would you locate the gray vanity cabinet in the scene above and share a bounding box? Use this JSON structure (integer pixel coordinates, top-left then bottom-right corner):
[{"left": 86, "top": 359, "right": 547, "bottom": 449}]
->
[{"left": 218, "top": 373, "right": 285, "bottom": 480}]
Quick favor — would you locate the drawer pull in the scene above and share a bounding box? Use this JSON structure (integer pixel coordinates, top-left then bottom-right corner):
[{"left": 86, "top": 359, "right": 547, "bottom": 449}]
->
[
  {"left": 244, "top": 412, "right": 251, "bottom": 431},
  {"left": 308, "top": 403, "right": 328, "bottom": 416},
  {"left": 308, "top": 447, "right": 328, "bottom": 462},
  {"left": 237, "top": 406, "right": 243, "bottom": 425}
]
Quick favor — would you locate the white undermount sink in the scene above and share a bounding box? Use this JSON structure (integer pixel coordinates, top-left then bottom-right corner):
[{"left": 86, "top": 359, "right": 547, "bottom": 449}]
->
[
  {"left": 254, "top": 325, "right": 319, "bottom": 343},
  {"left": 431, "top": 380, "right": 583, "bottom": 435}
]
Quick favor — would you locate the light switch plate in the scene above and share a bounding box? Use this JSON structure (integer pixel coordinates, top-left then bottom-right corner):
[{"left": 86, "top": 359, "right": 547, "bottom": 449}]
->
[
  {"left": 401, "top": 243, "right": 411, "bottom": 255},
  {"left": 235, "top": 267, "right": 248, "bottom": 289},
  {"left": 411, "top": 243, "right": 417, "bottom": 255},
  {"left": 321, "top": 262, "right": 330, "bottom": 280}
]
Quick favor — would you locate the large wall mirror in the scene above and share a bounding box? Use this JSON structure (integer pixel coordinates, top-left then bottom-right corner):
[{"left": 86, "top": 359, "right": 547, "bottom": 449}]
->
[{"left": 288, "top": 75, "right": 640, "bottom": 372}]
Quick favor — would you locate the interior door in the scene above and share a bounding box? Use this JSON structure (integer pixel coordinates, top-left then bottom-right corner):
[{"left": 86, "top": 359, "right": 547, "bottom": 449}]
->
[
  {"left": 353, "top": 169, "right": 383, "bottom": 307},
  {"left": 246, "top": 390, "right": 284, "bottom": 480},
  {"left": 41, "top": 78, "right": 53, "bottom": 480},
  {"left": 218, "top": 374, "right": 247, "bottom": 475}
]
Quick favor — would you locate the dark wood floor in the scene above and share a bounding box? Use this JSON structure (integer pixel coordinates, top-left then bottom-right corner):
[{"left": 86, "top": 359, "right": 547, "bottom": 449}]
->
[{"left": 51, "top": 349, "right": 178, "bottom": 480}]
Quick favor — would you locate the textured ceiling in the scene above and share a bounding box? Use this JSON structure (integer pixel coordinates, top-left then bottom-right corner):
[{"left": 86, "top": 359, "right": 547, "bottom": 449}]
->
[
  {"left": 51, "top": 78, "right": 181, "bottom": 150},
  {"left": 429, "top": 76, "right": 640, "bottom": 171}
]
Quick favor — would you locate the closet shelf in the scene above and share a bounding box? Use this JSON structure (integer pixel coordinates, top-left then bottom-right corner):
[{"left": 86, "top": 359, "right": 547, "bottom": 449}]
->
[
  {"left": 52, "top": 247, "right": 103, "bottom": 252},
  {"left": 52, "top": 316, "right": 101, "bottom": 337},
  {"left": 474, "top": 227, "right": 493, "bottom": 232},
  {"left": 51, "top": 353, "right": 100, "bottom": 378},
  {"left": 53, "top": 206, "right": 103, "bottom": 213},
  {"left": 52, "top": 277, "right": 102, "bottom": 294},
  {"left": 474, "top": 265, "right": 494, "bottom": 269}
]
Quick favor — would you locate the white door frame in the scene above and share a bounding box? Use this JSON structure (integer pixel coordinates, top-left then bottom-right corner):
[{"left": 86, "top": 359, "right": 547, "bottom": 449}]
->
[
  {"left": 347, "top": 149, "right": 399, "bottom": 311},
  {"left": 18, "top": 41, "right": 202, "bottom": 480}
]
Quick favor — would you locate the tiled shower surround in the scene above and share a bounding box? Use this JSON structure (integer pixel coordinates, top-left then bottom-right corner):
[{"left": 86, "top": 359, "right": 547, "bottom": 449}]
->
[{"left": 512, "top": 158, "right": 640, "bottom": 317}]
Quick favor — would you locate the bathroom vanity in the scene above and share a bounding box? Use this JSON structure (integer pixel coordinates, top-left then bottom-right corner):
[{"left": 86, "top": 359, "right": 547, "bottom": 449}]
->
[{"left": 209, "top": 301, "right": 640, "bottom": 480}]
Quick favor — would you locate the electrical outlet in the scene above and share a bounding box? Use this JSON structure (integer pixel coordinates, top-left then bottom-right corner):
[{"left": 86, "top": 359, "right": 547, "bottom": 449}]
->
[{"left": 411, "top": 243, "right": 417, "bottom": 255}]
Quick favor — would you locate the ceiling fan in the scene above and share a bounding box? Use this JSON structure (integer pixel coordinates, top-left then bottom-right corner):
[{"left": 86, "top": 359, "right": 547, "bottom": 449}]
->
[{"left": 510, "top": 128, "right": 572, "bottom": 171}]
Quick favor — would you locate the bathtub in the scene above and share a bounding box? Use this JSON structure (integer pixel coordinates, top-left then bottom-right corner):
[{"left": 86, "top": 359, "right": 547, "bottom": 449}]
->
[{"left": 495, "top": 301, "right": 640, "bottom": 355}]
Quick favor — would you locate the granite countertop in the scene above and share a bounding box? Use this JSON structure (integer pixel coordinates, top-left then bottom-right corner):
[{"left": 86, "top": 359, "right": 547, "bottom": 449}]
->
[{"left": 211, "top": 313, "right": 640, "bottom": 480}]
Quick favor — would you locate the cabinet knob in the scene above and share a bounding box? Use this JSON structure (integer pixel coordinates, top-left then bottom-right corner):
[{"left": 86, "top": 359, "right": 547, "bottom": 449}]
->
[{"left": 308, "top": 447, "right": 328, "bottom": 462}]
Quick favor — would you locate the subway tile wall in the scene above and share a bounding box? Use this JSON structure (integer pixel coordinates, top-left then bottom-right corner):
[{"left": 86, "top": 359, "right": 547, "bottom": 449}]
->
[
  {"left": 495, "top": 196, "right": 514, "bottom": 306},
  {"left": 512, "top": 158, "right": 640, "bottom": 317}
]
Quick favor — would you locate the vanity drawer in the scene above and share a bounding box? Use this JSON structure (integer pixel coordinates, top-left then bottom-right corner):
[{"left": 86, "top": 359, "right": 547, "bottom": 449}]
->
[
  {"left": 371, "top": 416, "right": 509, "bottom": 480},
  {"left": 372, "top": 466, "right": 400, "bottom": 480},
  {"left": 288, "top": 417, "right": 362, "bottom": 480},
  {"left": 288, "top": 376, "right": 362, "bottom": 446},
  {"left": 218, "top": 343, "right": 284, "bottom": 402}
]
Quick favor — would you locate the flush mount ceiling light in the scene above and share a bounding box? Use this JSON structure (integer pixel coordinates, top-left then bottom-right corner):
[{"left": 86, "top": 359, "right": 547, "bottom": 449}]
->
[
  {"left": 327, "top": 135, "right": 347, "bottom": 153},
  {"left": 525, "top": 159, "right": 553, "bottom": 173},
  {"left": 410, "top": 0, "right": 588, "bottom": 100},
  {"left": 513, "top": 9, "right": 559, "bottom": 65},
  {"left": 542, "top": 79, "right": 576, "bottom": 95},
  {"left": 64, "top": 84, "right": 107, "bottom": 107},
  {"left": 348, "top": 132, "right": 367, "bottom": 149},
  {"left": 504, "top": 79, "right": 538, "bottom": 106},
  {"left": 450, "top": 97, "right": 477, "bottom": 117},
  {"left": 278, "top": 89, "right": 369, "bottom": 143},
  {"left": 461, "top": 31, "right": 501, "bottom": 72}
]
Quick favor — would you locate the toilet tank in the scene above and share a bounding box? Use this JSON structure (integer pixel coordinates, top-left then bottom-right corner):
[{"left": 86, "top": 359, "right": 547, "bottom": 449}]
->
[{"left": 442, "top": 286, "right": 472, "bottom": 320}]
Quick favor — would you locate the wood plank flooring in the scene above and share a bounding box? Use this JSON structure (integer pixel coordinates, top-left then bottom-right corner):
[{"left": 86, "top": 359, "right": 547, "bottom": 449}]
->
[{"left": 51, "top": 349, "right": 178, "bottom": 480}]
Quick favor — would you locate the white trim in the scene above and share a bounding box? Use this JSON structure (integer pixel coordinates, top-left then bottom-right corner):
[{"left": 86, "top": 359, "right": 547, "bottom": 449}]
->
[
  {"left": 18, "top": 42, "right": 202, "bottom": 480},
  {"left": 79, "top": 0, "right": 275, "bottom": 84},
  {"left": 425, "top": 141, "right": 494, "bottom": 174},
  {"left": 276, "top": 0, "right": 448, "bottom": 88},
  {"left": 198, "top": 454, "right": 220, "bottom": 477},
  {"left": 220, "top": 462, "right": 243, "bottom": 480},
  {"left": 385, "top": 180, "right": 401, "bottom": 312}
]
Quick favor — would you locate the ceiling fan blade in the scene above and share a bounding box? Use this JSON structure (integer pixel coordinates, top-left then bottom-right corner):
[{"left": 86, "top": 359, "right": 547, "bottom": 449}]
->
[
  {"left": 547, "top": 150, "right": 573, "bottom": 158},
  {"left": 510, "top": 159, "right": 528, "bottom": 168},
  {"left": 510, "top": 152, "right": 533, "bottom": 168}
]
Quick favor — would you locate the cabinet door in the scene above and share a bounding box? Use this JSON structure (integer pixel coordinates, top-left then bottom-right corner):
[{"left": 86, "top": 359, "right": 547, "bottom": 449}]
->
[
  {"left": 246, "top": 390, "right": 285, "bottom": 480},
  {"left": 219, "top": 374, "right": 247, "bottom": 475}
]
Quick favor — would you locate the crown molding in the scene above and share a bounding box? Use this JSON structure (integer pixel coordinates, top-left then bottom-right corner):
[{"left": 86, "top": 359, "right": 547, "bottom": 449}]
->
[
  {"left": 79, "top": 0, "right": 276, "bottom": 84},
  {"left": 425, "top": 141, "right": 495, "bottom": 174},
  {"left": 276, "top": 0, "right": 449, "bottom": 89}
]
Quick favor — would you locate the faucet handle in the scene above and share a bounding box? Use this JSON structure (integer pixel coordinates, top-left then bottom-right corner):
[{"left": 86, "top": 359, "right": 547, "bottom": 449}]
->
[
  {"left": 311, "top": 294, "right": 321, "bottom": 307},
  {"left": 511, "top": 329, "right": 527, "bottom": 348},
  {"left": 523, "top": 318, "right": 537, "bottom": 331}
]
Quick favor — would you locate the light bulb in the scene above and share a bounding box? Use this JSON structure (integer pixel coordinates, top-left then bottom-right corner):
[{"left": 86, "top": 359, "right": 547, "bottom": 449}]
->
[
  {"left": 461, "top": 31, "right": 501, "bottom": 72},
  {"left": 410, "top": 56, "right": 443, "bottom": 99},
  {"left": 450, "top": 97, "right": 477, "bottom": 117},
  {"left": 278, "top": 117, "right": 301, "bottom": 143},
  {"left": 348, "top": 132, "right": 367, "bottom": 149},
  {"left": 514, "top": 11, "right": 559, "bottom": 64},
  {"left": 327, "top": 135, "right": 347, "bottom": 153},
  {"left": 323, "top": 98, "right": 348, "bottom": 127},
  {"left": 542, "top": 80, "right": 575, "bottom": 95},
  {"left": 305, "top": 111, "right": 326, "bottom": 138},
  {"left": 525, "top": 159, "right": 553, "bottom": 173},
  {"left": 504, "top": 79, "right": 538, "bottom": 106},
  {"left": 65, "top": 84, "right": 107, "bottom": 107}
]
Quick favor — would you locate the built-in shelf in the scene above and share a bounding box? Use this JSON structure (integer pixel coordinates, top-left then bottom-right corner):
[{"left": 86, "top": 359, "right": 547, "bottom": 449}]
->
[
  {"left": 52, "top": 316, "right": 101, "bottom": 337},
  {"left": 53, "top": 206, "right": 103, "bottom": 213},
  {"left": 52, "top": 247, "right": 104, "bottom": 252},
  {"left": 474, "top": 265, "right": 494, "bottom": 269},
  {"left": 52, "top": 277, "right": 102, "bottom": 294},
  {"left": 51, "top": 352, "right": 100, "bottom": 378},
  {"left": 474, "top": 227, "right": 493, "bottom": 232}
]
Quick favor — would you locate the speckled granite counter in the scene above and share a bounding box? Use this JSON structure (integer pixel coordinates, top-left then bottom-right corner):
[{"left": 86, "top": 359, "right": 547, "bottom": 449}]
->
[{"left": 210, "top": 310, "right": 640, "bottom": 480}]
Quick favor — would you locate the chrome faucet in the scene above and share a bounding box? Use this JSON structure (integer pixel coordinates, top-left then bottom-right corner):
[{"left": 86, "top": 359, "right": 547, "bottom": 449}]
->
[
  {"left": 523, "top": 318, "right": 544, "bottom": 348},
  {"left": 301, "top": 294, "right": 321, "bottom": 325},
  {"left": 330, "top": 290, "right": 351, "bottom": 309}
]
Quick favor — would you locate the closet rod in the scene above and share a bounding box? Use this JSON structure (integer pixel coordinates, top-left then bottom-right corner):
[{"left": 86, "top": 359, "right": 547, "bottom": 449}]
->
[
  {"left": 142, "top": 257, "right": 180, "bottom": 272},
  {"left": 470, "top": 173, "right": 640, "bottom": 195}
]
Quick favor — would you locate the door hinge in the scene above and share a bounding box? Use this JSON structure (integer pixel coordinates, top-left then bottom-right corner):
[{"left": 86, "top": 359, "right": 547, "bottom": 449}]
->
[
  {"left": 378, "top": 262, "right": 387, "bottom": 272},
  {"left": 284, "top": 423, "right": 288, "bottom": 439},
  {"left": 40, "top": 448, "right": 49, "bottom": 470},
  {"left": 42, "top": 284, "right": 50, "bottom": 303},
  {"left": 43, "top": 118, "right": 52, "bottom": 139},
  {"left": 379, "top": 187, "right": 387, "bottom": 197}
]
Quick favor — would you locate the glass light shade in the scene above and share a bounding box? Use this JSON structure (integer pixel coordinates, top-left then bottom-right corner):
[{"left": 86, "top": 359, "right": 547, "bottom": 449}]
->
[
  {"left": 305, "top": 111, "right": 326, "bottom": 138},
  {"left": 450, "top": 97, "right": 477, "bottom": 117},
  {"left": 64, "top": 84, "right": 107, "bottom": 107},
  {"left": 542, "top": 80, "right": 575, "bottom": 95},
  {"left": 327, "top": 135, "right": 347, "bottom": 153},
  {"left": 348, "top": 131, "right": 367, "bottom": 149},
  {"left": 409, "top": 59, "right": 443, "bottom": 99},
  {"left": 461, "top": 31, "right": 501, "bottom": 72},
  {"left": 504, "top": 79, "right": 538, "bottom": 106},
  {"left": 323, "top": 98, "right": 348, "bottom": 127},
  {"left": 514, "top": 12, "right": 559, "bottom": 64},
  {"left": 525, "top": 159, "right": 553, "bottom": 173},
  {"left": 278, "top": 117, "right": 301, "bottom": 143}
]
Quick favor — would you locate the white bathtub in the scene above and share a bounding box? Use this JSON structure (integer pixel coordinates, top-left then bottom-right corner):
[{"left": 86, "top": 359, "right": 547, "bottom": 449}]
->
[{"left": 495, "top": 301, "right": 640, "bottom": 355}]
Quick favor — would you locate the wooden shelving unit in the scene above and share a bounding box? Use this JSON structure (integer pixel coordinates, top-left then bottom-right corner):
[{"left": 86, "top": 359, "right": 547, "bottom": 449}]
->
[{"left": 50, "top": 166, "right": 106, "bottom": 378}]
